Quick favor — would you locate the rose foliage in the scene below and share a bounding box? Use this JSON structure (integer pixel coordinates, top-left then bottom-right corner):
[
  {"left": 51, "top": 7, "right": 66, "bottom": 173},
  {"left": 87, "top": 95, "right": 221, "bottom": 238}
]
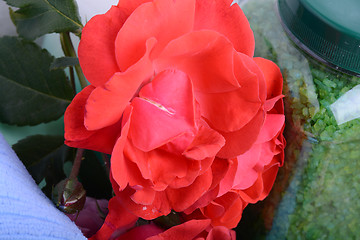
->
[{"left": 64, "top": 0, "right": 285, "bottom": 238}]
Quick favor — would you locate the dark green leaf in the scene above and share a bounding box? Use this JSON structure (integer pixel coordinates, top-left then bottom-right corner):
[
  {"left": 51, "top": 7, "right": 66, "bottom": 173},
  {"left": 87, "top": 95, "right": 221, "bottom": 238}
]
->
[
  {"left": 0, "top": 36, "right": 74, "bottom": 126},
  {"left": 12, "top": 135, "right": 71, "bottom": 185},
  {"left": 50, "top": 56, "right": 79, "bottom": 70},
  {"left": 78, "top": 150, "right": 112, "bottom": 200},
  {"left": 5, "top": 0, "right": 82, "bottom": 40}
]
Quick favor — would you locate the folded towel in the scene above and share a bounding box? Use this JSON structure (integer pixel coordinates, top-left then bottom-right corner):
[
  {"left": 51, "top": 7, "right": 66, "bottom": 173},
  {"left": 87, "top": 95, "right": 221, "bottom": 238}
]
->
[{"left": 0, "top": 133, "right": 86, "bottom": 240}]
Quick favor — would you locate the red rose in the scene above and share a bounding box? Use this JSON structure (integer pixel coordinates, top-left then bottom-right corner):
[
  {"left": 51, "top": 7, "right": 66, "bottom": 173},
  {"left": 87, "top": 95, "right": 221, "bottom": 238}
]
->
[{"left": 64, "top": 0, "right": 284, "bottom": 227}]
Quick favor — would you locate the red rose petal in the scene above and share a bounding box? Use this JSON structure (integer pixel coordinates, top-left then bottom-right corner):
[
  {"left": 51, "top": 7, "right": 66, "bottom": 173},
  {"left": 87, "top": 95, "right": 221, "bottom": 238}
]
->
[
  {"left": 264, "top": 95, "right": 284, "bottom": 111},
  {"left": 254, "top": 57, "right": 283, "bottom": 98},
  {"left": 255, "top": 114, "right": 285, "bottom": 144},
  {"left": 148, "top": 149, "right": 189, "bottom": 189},
  {"left": 115, "top": 0, "right": 196, "bottom": 71},
  {"left": 167, "top": 159, "right": 203, "bottom": 189},
  {"left": 204, "top": 201, "right": 224, "bottom": 219},
  {"left": 184, "top": 124, "right": 225, "bottom": 160},
  {"left": 110, "top": 105, "right": 133, "bottom": 189},
  {"left": 209, "top": 192, "right": 244, "bottom": 228},
  {"left": 78, "top": 6, "right": 126, "bottom": 87},
  {"left": 130, "top": 186, "right": 156, "bottom": 205},
  {"left": 217, "top": 159, "right": 237, "bottom": 197},
  {"left": 156, "top": 30, "right": 240, "bottom": 93},
  {"left": 196, "top": 89, "right": 262, "bottom": 133},
  {"left": 130, "top": 70, "right": 196, "bottom": 152},
  {"left": 89, "top": 196, "right": 138, "bottom": 240},
  {"left": 117, "top": 187, "right": 171, "bottom": 220},
  {"left": 166, "top": 169, "right": 213, "bottom": 212},
  {"left": 194, "top": 0, "right": 255, "bottom": 57},
  {"left": 216, "top": 110, "right": 265, "bottom": 158},
  {"left": 233, "top": 52, "right": 266, "bottom": 103},
  {"left": 206, "top": 226, "right": 236, "bottom": 240},
  {"left": 232, "top": 144, "right": 261, "bottom": 190},
  {"left": 64, "top": 85, "right": 121, "bottom": 154},
  {"left": 116, "top": 224, "right": 164, "bottom": 240},
  {"left": 117, "top": 0, "right": 152, "bottom": 13},
  {"left": 84, "top": 38, "right": 156, "bottom": 131},
  {"left": 239, "top": 161, "right": 280, "bottom": 203},
  {"left": 147, "top": 219, "right": 211, "bottom": 240},
  {"left": 123, "top": 139, "right": 152, "bottom": 183}
]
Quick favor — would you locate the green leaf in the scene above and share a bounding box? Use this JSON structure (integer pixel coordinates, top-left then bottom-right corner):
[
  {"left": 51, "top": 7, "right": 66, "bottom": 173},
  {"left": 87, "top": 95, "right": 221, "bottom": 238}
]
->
[
  {"left": 50, "top": 56, "right": 79, "bottom": 70},
  {"left": 5, "top": 0, "right": 82, "bottom": 40},
  {"left": 0, "top": 36, "right": 74, "bottom": 126},
  {"left": 78, "top": 151, "right": 112, "bottom": 200},
  {"left": 12, "top": 135, "right": 69, "bottom": 184}
]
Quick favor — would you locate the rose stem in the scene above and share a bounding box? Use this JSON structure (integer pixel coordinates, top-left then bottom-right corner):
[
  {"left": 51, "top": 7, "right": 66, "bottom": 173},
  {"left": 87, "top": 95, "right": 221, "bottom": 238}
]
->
[
  {"left": 69, "top": 148, "right": 85, "bottom": 180},
  {"left": 59, "top": 33, "right": 75, "bottom": 93},
  {"left": 69, "top": 66, "right": 76, "bottom": 95},
  {"left": 60, "top": 32, "right": 88, "bottom": 89}
]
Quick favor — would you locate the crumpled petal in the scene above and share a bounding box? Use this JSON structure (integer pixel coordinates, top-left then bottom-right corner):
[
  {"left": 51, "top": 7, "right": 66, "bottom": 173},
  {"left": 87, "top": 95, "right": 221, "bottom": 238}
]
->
[{"left": 130, "top": 69, "right": 196, "bottom": 152}]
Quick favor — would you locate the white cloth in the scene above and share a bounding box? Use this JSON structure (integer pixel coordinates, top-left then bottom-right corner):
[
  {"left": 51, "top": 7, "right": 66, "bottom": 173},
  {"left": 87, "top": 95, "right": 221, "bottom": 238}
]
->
[{"left": 0, "top": 133, "right": 86, "bottom": 240}]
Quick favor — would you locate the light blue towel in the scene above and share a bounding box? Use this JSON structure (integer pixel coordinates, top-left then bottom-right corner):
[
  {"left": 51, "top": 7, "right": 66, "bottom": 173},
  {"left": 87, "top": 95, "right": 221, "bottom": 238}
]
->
[{"left": 0, "top": 133, "right": 86, "bottom": 240}]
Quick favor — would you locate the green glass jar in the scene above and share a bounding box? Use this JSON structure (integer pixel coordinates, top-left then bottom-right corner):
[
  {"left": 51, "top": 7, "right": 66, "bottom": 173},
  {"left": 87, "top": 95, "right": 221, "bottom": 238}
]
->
[{"left": 235, "top": 0, "right": 360, "bottom": 238}]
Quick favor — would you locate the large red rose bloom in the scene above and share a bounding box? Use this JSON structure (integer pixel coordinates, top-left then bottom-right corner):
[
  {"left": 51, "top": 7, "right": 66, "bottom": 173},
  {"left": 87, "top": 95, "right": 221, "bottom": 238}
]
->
[{"left": 64, "top": 0, "right": 285, "bottom": 237}]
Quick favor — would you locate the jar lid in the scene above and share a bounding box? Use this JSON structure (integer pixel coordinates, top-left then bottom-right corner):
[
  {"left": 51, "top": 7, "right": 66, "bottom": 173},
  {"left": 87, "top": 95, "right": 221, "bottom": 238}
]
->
[{"left": 278, "top": 0, "right": 360, "bottom": 76}]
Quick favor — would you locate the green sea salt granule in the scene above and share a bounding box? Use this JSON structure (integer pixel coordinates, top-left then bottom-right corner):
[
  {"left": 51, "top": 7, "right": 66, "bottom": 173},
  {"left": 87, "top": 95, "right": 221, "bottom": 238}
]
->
[{"left": 240, "top": 0, "right": 360, "bottom": 238}]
